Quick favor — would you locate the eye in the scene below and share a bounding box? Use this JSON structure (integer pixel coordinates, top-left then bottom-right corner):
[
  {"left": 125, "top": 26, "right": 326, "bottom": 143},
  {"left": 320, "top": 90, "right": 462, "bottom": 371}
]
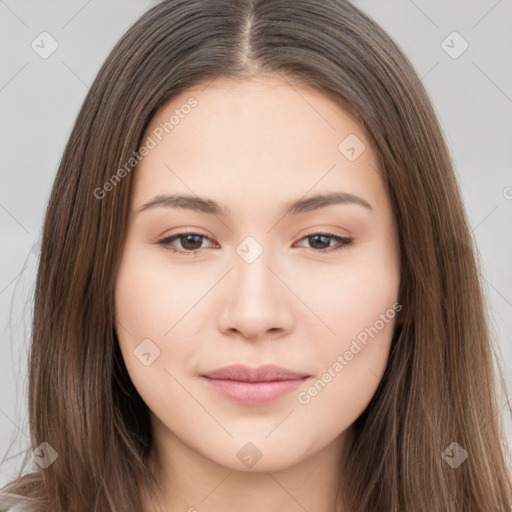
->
[
  {"left": 156, "top": 232, "right": 216, "bottom": 256},
  {"left": 294, "top": 232, "right": 354, "bottom": 253},
  {"left": 156, "top": 231, "right": 354, "bottom": 256}
]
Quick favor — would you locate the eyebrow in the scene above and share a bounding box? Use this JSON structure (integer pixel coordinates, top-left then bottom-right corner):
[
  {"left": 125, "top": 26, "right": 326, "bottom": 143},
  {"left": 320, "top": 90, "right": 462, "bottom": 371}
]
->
[{"left": 136, "top": 191, "right": 373, "bottom": 217}]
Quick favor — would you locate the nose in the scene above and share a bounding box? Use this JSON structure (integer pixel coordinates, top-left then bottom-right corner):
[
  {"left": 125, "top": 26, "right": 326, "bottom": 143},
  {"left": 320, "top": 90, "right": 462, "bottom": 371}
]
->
[{"left": 216, "top": 247, "right": 295, "bottom": 341}]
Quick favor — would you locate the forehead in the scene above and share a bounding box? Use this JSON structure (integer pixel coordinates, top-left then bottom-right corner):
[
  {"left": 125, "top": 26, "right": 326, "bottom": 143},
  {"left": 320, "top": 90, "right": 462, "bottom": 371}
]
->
[
  {"left": 132, "top": 75, "right": 384, "bottom": 212},
  {"left": 145, "top": 74, "right": 362, "bottom": 150}
]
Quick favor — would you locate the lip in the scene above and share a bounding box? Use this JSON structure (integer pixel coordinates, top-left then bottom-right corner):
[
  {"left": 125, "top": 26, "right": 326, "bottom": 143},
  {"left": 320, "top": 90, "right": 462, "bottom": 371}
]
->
[{"left": 201, "top": 364, "right": 310, "bottom": 405}]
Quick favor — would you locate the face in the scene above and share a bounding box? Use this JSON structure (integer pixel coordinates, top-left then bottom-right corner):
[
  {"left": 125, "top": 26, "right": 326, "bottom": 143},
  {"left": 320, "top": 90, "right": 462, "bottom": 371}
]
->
[{"left": 114, "top": 74, "right": 401, "bottom": 473}]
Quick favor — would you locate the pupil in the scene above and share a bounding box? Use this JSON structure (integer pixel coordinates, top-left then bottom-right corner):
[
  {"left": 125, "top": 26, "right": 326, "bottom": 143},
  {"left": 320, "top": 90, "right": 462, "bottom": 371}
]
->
[
  {"left": 182, "top": 234, "right": 202, "bottom": 250},
  {"left": 310, "top": 234, "right": 330, "bottom": 249}
]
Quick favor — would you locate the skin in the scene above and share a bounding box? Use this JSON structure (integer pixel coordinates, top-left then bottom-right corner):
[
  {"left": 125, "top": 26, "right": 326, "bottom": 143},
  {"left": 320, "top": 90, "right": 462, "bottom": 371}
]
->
[{"left": 114, "top": 74, "right": 401, "bottom": 512}]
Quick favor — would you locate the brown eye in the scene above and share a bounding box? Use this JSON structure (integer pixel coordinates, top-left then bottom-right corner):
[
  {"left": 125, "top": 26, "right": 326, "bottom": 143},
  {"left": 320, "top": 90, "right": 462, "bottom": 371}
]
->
[
  {"left": 157, "top": 232, "right": 215, "bottom": 256},
  {"left": 295, "top": 232, "right": 354, "bottom": 252},
  {"left": 176, "top": 234, "right": 204, "bottom": 251}
]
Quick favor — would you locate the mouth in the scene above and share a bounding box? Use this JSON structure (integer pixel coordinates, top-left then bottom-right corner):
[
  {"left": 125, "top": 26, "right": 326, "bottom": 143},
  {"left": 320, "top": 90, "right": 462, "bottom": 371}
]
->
[{"left": 201, "top": 364, "right": 311, "bottom": 405}]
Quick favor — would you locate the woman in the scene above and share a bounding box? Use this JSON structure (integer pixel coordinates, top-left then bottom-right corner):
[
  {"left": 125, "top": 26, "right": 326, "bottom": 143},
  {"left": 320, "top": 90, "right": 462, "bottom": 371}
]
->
[{"left": 1, "top": 0, "right": 511, "bottom": 511}]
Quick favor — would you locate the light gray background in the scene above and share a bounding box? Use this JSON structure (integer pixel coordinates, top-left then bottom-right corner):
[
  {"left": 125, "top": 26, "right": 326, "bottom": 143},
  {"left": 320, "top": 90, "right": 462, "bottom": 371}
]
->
[{"left": 1, "top": 0, "right": 511, "bottom": 486}]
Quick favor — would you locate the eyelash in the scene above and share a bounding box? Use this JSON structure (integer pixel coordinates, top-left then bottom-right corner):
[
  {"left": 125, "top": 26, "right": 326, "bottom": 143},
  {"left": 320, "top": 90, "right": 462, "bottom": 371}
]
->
[{"left": 156, "top": 231, "right": 354, "bottom": 256}]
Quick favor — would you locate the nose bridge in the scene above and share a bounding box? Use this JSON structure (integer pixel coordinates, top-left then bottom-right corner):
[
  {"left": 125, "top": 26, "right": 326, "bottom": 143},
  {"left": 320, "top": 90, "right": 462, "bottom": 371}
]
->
[
  {"left": 217, "top": 234, "right": 293, "bottom": 338},
  {"left": 232, "top": 234, "right": 277, "bottom": 302}
]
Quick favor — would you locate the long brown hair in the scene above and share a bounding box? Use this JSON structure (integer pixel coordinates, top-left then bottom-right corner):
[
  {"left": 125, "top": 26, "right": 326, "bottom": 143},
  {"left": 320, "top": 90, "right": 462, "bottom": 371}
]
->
[{"left": 1, "top": 1, "right": 511, "bottom": 510}]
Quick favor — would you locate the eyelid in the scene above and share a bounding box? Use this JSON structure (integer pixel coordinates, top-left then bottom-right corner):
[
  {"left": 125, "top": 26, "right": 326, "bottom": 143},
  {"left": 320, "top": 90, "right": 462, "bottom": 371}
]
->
[
  {"left": 294, "top": 231, "right": 354, "bottom": 252},
  {"left": 156, "top": 231, "right": 217, "bottom": 251},
  {"left": 156, "top": 229, "right": 354, "bottom": 256}
]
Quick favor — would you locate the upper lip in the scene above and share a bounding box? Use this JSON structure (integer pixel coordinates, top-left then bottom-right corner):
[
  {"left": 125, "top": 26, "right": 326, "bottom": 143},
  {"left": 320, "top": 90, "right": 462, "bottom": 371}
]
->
[{"left": 202, "top": 364, "right": 310, "bottom": 382}]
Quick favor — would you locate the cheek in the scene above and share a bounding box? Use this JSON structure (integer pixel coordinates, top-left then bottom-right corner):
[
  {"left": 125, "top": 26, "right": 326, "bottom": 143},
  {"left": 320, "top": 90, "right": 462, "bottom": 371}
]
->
[
  {"left": 294, "top": 246, "right": 400, "bottom": 413},
  {"left": 114, "top": 246, "right": 189, "bottom": 386},
  {"left": 292, "top": 245, "right": 400, "bottom": 346},
  {"left": 114, "top": 255, "right": 195, "bottom": 421},
  {"left": 296, "top": 298, "right": 398, "bottom": 436},
  {"left": 114, "top": 244, "right": 204, "bottom": 340}
]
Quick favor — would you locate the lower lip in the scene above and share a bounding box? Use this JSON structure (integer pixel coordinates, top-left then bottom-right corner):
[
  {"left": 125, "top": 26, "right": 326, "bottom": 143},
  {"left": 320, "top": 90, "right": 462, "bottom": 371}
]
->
[{"left": 202, "top": 377, "right": 307, "bottom": 405}]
